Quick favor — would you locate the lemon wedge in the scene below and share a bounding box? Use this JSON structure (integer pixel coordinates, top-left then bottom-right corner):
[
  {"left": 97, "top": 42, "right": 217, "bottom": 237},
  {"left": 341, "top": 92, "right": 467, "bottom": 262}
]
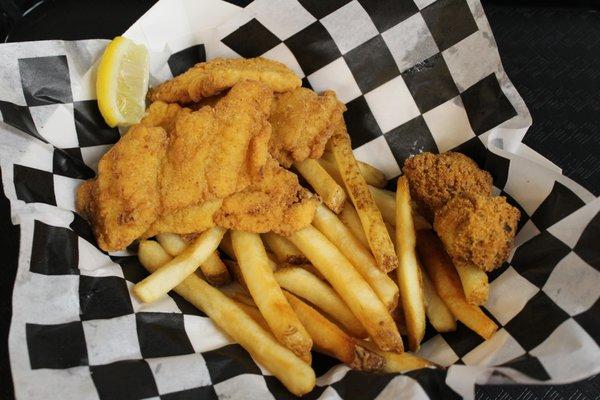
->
[{"left": 96, "top": 36, "right": 149, "bottom": 127}]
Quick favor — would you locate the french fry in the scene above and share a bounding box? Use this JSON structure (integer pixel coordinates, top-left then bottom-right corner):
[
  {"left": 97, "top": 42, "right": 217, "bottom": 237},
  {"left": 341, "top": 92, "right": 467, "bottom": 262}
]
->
[
  {"left": 274, "top": 267, "right": 367, "bottom": 338},
  {"left": 220, "top": 282, "right": 255, "bottom": 306},
  {"left": 294, "top": 158, "right": 346, "bottom": 213},
  {"left": 290, "top": 226, "right": 403, "bottom": 352},
  {"left": 395, "top": 176, "right": 426, "bottom": 351},
  {"left": 200, "top": 251, "right": 232, "bottom": 286},
  {"left": 357, "top": 162, "right": 386, "bottom": 189},
  {"left": 231, "top": 231, "right": 312, "bottom": 363},
  {"left": 156, "top": 232, "right": 188, "bottom": 256},
  {"left": 385, "top": 222, "right": 396, "bottom": 242},
  {"left": 284, "top": 291, "right": 384, "bottom": 371},
  {"left": 339, "top": 201, "right": 369, "bottom": 248},
  {"left": 453, "top": 260, "right": 489, "bottom": 306},
  {"left": 320, "top": 154, "right": 387, "bottom": 189},
  {"left": 262, "top": 232, "right": 308, "bottom": 265},
  {"left": 221, "top": 231, "right": 278, "bottom": 271},
  {"left": 421, "top": 266, "right": 456, "bottom": 333},
  {"left": 157, "top": 233, "right": 231, "bottom": 286},
  {"left": 413, "top": 212, "right": 432, "bottom": 231},
  {"left": 416, "top": 230, "right": 498, "bottom": 340},
  {"left": 137, "top": 241, "right": 315, "bottom": 396},
  {"left": 134, "top": 227, "right": 226, "bottom": 303},
  {"left": 312, "top": 204, "right": 399, "bottom": 311},
  {"left": 329, "top": 128, "right": 397, "bottom": 273},
  {"left": 359, "top": 340, "right": 434, "bottom": 373},
  {"left": 369, "top": 186, "right": 396, "bottom": 226}
]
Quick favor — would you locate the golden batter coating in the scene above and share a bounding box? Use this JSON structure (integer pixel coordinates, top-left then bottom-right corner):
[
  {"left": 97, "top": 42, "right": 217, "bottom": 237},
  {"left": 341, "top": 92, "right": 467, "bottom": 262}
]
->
[
  {"left": 403, "top": 152, "right": 493, "bottom": 214},
  {"left": 433, "top": 194, "right": 520, "bottom": 272},
  {"left": 269, "top": 88, "right": 345, "bottom": 167},
  {"left": 148, "top": 57, "right": 301, "bottom": 104}
]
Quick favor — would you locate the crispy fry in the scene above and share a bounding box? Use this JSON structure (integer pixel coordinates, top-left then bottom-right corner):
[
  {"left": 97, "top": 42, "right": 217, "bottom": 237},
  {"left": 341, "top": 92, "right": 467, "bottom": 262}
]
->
[
  {"left": 290, "top": 226, "right": 403, "bottom": 352},
  {"left": 312, "top": 204, "right": 399, "bottom": 311},
  {"left": 156, "top": 232, "right": 189, "bottom": 256},
  {"left": 294, "top": 158, "right": 346, "bottom": 213},
  {"left": 454, "top": 260, "right": 489, "bottom": 305},
  {"left": 157, "top": 232, "right": 231, "bottom": 286},
  {"left": 416, "top": 230, "right": 498, "bottom": 339},
  {"left": 320, "top": 154, "right": 386, "bottom": 189},
  {"left": 221, "top": 231, "right": 278, "bottom": 271},
  {"left": 385, "top": 222, "right": 396, "bottom": 242},
  {"left": 138, "top": 241, "right": 315, "bottom": 396},
  {"left": 274, "top": 267, "right": 367, "bottom": 338},
  {"left": 284, "top": 291, "right": 384, "bottom": 371},
  {"left": 421, "top": 266, "right": 456, "bottom": 332},
  {"left": 339, "top": 201, "right": 369, "bottom": 248},
  {"left": 262, "top": 232, "right": 308, "bottom": 265},
  {"left": 231, "top": 231, "right": 312, "bottom": 362},
  {"left": 200, "top": 251, "right": 232, "bottom": 286},
  {"left": 359, "top": 340, "right": 434, "bottom": 373},
  {"left": 395, "top": 176, "right": 426, "bottom": 351},
  {"left": 329, "top": 127, "right": 397, "bottom": 273},
  {"left": 134, "top": 227, "right": 225, "bottom": 302},
  {"left": 357, "top": 162, "right": 386, "bottom": 189},
  {"left": 369, "top": 186, "right": 396, "bottom": 226}
]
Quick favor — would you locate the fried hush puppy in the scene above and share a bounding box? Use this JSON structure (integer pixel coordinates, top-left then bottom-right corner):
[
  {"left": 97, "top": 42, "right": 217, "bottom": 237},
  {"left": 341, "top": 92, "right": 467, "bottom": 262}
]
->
[
  {"left": 433, "top": 194, "right": 520, "bottom": 272},
  {"left": 403, "top": 152, "right": 493, "bottom": 215}
]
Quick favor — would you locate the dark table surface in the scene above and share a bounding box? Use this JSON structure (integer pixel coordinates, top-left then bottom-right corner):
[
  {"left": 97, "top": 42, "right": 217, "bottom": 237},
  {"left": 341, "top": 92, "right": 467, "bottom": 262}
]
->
[{"left": 0, "top": 1, "right": 599, "bottom": 399}]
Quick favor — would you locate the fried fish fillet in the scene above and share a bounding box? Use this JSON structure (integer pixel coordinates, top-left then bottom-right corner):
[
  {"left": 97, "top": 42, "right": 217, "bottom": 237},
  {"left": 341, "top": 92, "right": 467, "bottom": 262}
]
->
[
  {"left": 159, "top": 80, "right": 272, "bottom": 212},
  {"left": 215, "top": 158, "right": 319, "bottom": 236},
  {"left": 269, "top": 88, "right": 345, "bottom": 167},
  {"left": 78, "top": 81, "right": 273, "bottom": 251},
  {"left": 148, "top": 57, "right": 301, "bottom": 104},
  {"left": 76, "top": 125, "right": 167, "bottom": 251}
]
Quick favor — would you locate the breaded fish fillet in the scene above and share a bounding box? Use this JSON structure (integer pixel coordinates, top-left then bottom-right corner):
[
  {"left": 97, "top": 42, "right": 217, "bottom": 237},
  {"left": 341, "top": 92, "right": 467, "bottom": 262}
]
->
[
  {"left": 403, "top": 152, "right": 493, "bottom": 216},
  {"left": 159, "top": 80, "right": 272, "bottom": 212},
  {"left": 215, "top": 158, "right": 319, "bottom": 236},
  {"left": 148, "top": 57, "right": 301, "bottom": 104},
  {"left": 76, "top": 125, "right": 167, "bottom": 251},
  {"left": 269, "top": 88, "right": 345, "bottom": 167},
  {"left": 434, "top": 194, "right": 520, "bottom": 272}
]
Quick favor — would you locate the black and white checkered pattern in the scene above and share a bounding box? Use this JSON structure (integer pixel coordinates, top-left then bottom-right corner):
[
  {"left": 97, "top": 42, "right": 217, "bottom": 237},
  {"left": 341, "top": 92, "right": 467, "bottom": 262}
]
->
[{"left": 0, "top": 0, "right": 598, "bottom": 399}]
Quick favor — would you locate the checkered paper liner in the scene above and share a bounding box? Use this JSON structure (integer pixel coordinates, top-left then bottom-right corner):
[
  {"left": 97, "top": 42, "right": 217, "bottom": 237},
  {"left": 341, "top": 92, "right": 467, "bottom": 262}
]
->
[{"left": 0, "top": 0, "right": 598, "bottom": 398}]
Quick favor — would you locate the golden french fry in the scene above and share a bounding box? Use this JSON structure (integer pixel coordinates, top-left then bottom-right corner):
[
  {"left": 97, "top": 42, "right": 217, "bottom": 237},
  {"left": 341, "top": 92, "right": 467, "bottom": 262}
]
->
[
  {"left": 262, "top": 232, "right": 308, "bottom": 265},
  {"left": 157, "top": 232, "right": 231, "bottom": 286},
  {"left": 453, "top": 260, "right": 489, "bottom": 306},
  {"left": 221, "top": 231, "right": 278, "bottom": 271},
  {"left": 319, "top": 155, "right": 387, "bottom": 189},
  {"left": 231, "top": 230, "right": 312, "bottom": 363},
  {"left": 220, "top": 282, "right": 255, "bottom": 306},
  {"left": 284, "top": 291, "right": 384, "bottom": 371},
  {"left": 329, "top": 129, "right": 397, "bottom": 273},
  {"left": 134, "top": 227, "right": 226, "bottom": 303},
  {"left": 421, "top": 266, "right": 456, "bottom": 332},
  {"left": 385, "top": 222, "right": 396, "bottom": 242},
  {"left": 312, "top": 204, "right": 399, "bottom": 311},
  {"left": 290, "top": 226, "right": 403, "bottom": 352},
  {"left": 156, "top": 232, "right": 188, "bottom": 256},
  {"left": 137, "top": 241, "right": 315, "bottom": 396},
  {"left": 274, "top": 267, "right": 367, "bottom": 338},
  {"left": 416, "top": 230, "right": 498, "bottom": 340},
  {"left": 395, "top": 176, "right": 426, "bottom": 351},
  {"left": 359, "top": 340, "right": 434, "bottom": 373},
  {"left": 294, "top": 158, "right": 346, "bottom": 213},
  {"left": 413, "top": 212, "right": 432, "bottom": 231},
  {"left": 339, "top": 201, "right": 369, "bottom": 248},
  {"left": 357, "top": 162, "right": 386, "bottom": 189},
  {"left": 200, "top": 251, "right": 232, "bottom": 286},
  {"left": 369, "top": 186, "right": 396, "bottom": 226}
]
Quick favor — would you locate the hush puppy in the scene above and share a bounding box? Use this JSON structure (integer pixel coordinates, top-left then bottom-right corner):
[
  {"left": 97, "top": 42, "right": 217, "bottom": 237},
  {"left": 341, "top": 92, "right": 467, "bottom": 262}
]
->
[
  {"left": 433, "top": 194, "right": 520, "bottom": 272},
  {"left": 403, "top": 152, "right": 493, "bottom": 214}
]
